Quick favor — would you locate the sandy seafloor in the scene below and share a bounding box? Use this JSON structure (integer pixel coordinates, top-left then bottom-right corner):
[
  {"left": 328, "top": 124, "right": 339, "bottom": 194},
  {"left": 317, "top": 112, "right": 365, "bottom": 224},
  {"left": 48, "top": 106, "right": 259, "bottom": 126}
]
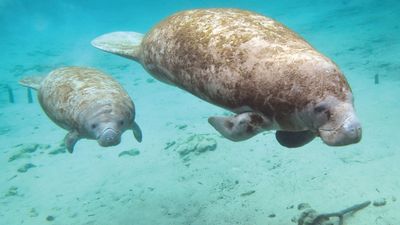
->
[{"left": 0, "top": 0, "right": 399, "bottom": 224}]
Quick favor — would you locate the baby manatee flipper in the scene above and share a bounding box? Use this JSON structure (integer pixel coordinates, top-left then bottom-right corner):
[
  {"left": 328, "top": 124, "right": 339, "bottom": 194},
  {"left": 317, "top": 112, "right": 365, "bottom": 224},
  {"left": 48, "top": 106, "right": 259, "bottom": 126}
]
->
[
  {"left": 275, "top": 130, "right": 316, "bottom": 148},
  {"left": 208, "top": 112, "right": 272, "bottom": 141},
  {"left": 91, "top": 32, "right": 144, "bottom": 60},
  {"left": 132, "top": 121, "right": 142, "bottom": 142},
  {"left": 64, "top": 131, "right": 80, "bottom": 153},
  {"left": 18, "top": 76, "right": 45, "bottom": 90}
]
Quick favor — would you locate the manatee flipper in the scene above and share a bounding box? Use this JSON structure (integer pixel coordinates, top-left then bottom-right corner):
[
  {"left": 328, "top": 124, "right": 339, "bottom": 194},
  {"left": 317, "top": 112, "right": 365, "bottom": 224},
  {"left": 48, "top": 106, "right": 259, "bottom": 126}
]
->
[
  {"left": 208, "top": 112, "right": 272, "bottom": 141},
  {"left": 18, "top": 76, "right": 45, "bottom": 90},
  {"left": 91, "top": 32, "right": 144, "bottom": 60},
  {"left": 275, "top": 130, "right": 316, "bottom": 148},
  {"left": 132, "top": 121, "right": 142, "bottom": 142},
  {"left": 64, "top": 131, "right": 80, "bottom": 153}
]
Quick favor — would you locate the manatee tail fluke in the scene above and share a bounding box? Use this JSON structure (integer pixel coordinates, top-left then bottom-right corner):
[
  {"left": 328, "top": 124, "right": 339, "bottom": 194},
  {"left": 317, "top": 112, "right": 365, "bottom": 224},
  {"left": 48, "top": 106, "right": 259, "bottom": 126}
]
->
[
  {"left": 18, "top": 76, "right": 45, "bottom": 90},
  {"left": 91, "top": 31, "right": 144, "bottom": 61}
]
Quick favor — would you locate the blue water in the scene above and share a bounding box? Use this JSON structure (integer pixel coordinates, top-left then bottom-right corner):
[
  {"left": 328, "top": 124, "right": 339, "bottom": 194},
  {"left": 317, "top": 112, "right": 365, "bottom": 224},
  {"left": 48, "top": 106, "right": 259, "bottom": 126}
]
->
[{"left": 1, "top": 0, "right": 399, "bottom": 224}]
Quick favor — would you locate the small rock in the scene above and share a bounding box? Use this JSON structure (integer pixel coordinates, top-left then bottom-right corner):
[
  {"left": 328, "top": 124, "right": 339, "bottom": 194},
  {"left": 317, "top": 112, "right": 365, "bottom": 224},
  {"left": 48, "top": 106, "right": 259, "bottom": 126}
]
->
[
  {"left": 9, "top": 144, "right": 38, "bottom": 162},
  {"left": 118, "top": 149, "right": 140, "bottom": 157},
  {"left": 48, "top": 143, "right": 67, "bottom": 155},
  {"left": 297, "top": 208, "right": 318, "bottom": 225},
  {"left": 173, "top": 134, "right": 217, "bottom": 160},
  {"left": 287, "top": 205, "right": 294, "bottom": 209},
  {"left": 48, "top": 147, "right": 66, "bottom": 155},
  {"left": 195, "top": 138, "right": 217, "bottom": 154},
  {"left": 46, "top": 215, "right": 55, "bottom": 221},
  {"left": 268, "top": 213, "right": 276, "bottom": 218},
  {"left": 8, "top": 153, "right": 28, "bottom": 162},
  {"left": 19, "top": 143, "right": 40, "bottom": 153},
  {"left": 373, "top": 198, "right": 387, "bottom": 207},
  {"left": 5, "top": 186, "right": 18, "bottom": 197},
  {"left": 17, "top": 163, "right": 36, "bottom": 173},
  {"left": 297, "top": 203, "right": 311, "bottom": 210},
  {"left": 30, "top": 208, "right": 39, "bottom": 217},
  {"left": 9, "top": 143, "right": 50, "bottom": 162}
]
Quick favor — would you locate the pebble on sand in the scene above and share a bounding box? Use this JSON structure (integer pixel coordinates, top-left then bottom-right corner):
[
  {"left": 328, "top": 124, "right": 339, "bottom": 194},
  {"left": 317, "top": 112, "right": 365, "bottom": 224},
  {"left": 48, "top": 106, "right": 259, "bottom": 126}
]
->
[
  {"left": 118, "top": 149, "right": 140, "bottom": 157},
  {"left": 172, "top": 134, "right": 217, "bottom": 160},
  {"left": 46, "top": 215, "right": 55, "bottom": 221},
  {"left": 297, "top": 203, "right": 311, "bottom": 210},
  {"left": 17, "top": 163, "right": 36, "bottom": 173},
  {"left": 48, "top": 142, "right": 67, "bottom": 155},
  {"left": 5, "top": 186, "right": 19, "bottom": 197},
  {"left": 9, "top": 143, "right": 50, "bottom": 162},
  {"left": 373, "top": 198, "right": 387, "bottom": 207}
]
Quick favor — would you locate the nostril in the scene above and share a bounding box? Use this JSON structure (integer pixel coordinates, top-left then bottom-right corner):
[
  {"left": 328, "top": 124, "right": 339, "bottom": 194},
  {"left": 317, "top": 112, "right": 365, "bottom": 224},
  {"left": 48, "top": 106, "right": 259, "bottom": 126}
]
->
[
  {"left": 346, "top": 122, "right": 362, "bottom": 138},
  {"left": 353, "top": 125, "right": 362, "bottom": 141},
  {"left": 101, "top": 129, "right": 119, "bottom": 141},
  {"left": 105, "top": 133, "right": 116, "bottom": 141}
]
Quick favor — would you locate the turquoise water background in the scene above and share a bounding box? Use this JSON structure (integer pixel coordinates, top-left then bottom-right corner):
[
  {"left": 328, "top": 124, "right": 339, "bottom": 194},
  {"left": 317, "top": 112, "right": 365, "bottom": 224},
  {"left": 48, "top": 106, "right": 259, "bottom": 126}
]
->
[{"left": 0, "top": 0, "right": 399, "bottom": 224}]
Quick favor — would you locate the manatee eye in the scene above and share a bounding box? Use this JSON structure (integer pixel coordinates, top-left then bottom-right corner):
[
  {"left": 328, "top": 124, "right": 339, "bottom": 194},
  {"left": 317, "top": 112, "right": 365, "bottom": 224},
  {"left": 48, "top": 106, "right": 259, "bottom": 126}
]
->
[
  {"left": 119, "top": 120, "right": 124, "bottom": 126},
  {"left": 314, "top": 105, "right": 327, "bottom": 113},
  {"left": 314, "top": 104, "right": 331, "bottom": 120},
  {"left": 91, "top": 123, "right": 97, "bottom": 129},
  {"left": 314, "top": 102, "right": 331, "bottom": 113}
]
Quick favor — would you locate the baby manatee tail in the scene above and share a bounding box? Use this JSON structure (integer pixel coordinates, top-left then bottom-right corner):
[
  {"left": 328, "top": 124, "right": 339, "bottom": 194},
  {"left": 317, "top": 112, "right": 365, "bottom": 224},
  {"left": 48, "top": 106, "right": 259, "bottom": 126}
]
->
[
  {"left": 208, "top": 112, "right": 272, "bottom": 141},
  {"left": 18, "top": 76, "right": 45, "bottom": 90},
  {"left": 91, "top": 31, "right": 144, "bottom": 61}
]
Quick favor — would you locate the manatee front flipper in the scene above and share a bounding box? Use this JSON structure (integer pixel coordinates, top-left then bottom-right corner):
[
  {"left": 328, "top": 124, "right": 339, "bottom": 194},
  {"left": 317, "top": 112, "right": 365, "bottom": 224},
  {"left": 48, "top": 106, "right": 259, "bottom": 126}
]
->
[
  {"left": 132, "top": 121, "right": 143, "bottom": 143},
  {"left": 275, "top": 130, "right": 316, "bottom": 148},
  {"left": 64, "top": 131, "right": 80, "bottom": 153},
  {"left": 208, "top": 112, "right": 272, "bottom": 141}
]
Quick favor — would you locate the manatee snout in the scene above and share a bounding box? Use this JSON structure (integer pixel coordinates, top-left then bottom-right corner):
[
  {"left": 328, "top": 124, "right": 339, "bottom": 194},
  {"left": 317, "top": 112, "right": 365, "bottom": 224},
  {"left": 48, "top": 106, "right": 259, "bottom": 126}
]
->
[
  {"left": 97, "top": 128, "right": 121, "bottom": 147},
  {"left": 342, "top": 117, "right": 362, "bottom": 142},
  {"left": 319, "top": 115, "right": 362, "bottom": 146}
]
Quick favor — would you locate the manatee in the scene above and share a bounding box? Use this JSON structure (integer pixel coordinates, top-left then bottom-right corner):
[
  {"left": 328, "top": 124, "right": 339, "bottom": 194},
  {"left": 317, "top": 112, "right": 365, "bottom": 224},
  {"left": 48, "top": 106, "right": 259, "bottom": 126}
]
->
[
  {"left": 91, "top": 8, "right": 361, "bottom": 147},
  {"left": 19, "top": 67, "right": 142, "bottom": 153}
]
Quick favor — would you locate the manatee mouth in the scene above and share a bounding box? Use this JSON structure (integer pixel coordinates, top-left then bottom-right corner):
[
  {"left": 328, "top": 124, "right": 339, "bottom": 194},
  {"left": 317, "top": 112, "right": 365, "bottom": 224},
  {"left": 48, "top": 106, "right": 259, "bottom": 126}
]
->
[
  {"left": 318, "top": 116, "right": 362, "bottom": 146},
  {"left": 97, "top": 128, "right": 121, "bottom": 147}
]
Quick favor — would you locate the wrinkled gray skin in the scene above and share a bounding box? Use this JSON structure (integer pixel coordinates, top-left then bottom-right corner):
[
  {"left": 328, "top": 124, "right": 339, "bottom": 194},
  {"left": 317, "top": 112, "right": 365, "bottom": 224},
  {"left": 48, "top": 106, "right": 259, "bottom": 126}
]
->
[
  {"left": 19, "top": 67, "right": 142, "bottom": 153},
  {"left": 91, "top": 8, "right": 361, "bottom": 148},
  {"left": 294, "top": 96, "right": 361, "bottom": 147}
]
